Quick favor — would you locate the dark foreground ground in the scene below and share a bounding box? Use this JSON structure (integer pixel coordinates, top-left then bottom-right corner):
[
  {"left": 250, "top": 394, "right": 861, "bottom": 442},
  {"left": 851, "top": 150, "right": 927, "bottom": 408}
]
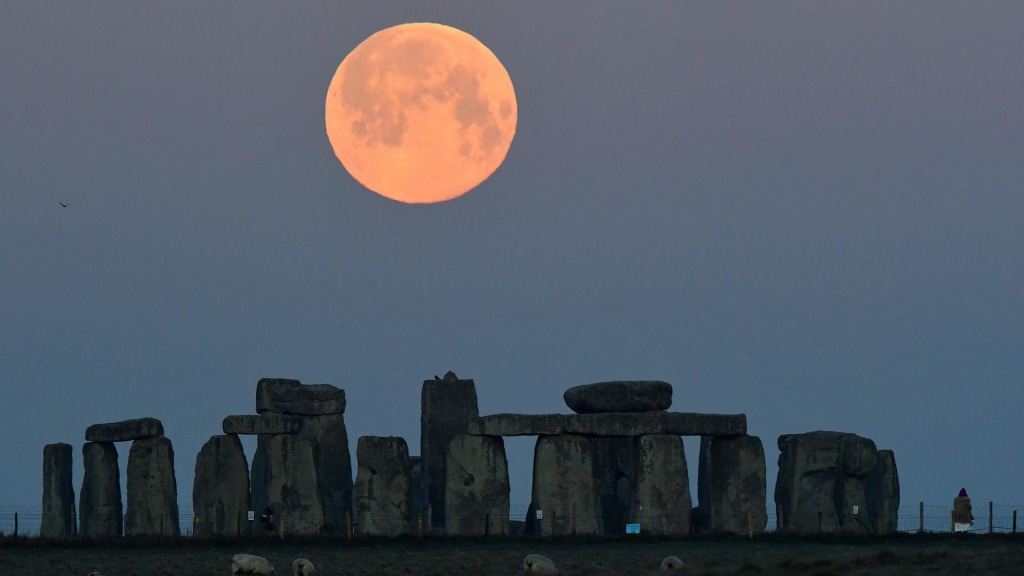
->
[{"left": 2, "top": 533, "right": 1023, "bottom": 575}]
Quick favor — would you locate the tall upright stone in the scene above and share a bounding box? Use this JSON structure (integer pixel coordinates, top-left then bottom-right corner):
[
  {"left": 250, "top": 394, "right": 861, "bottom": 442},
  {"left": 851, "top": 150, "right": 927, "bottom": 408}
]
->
[
  {"left": 79, "top": 441, "right": 122, "bottom": 537},
  {"left": 41, "top": 443, "right": 76, "bottom": 537},
  {"left": 125, "top": 436, "right": 180, "bottom": 536},
  {"left": 254, "top": 378, "right": 352, "bottom": 534},
  {"left": 445, "top": 434, "right": 510, "bottom": 536},
  {"left": 529, "top": 434, "right": 598, "bottom": 536},
  {"left": 353, "top": 436, "right": 414, "bottom": 536},
  {"left": 631, "top": 435, "right": 691, "bottom": 535},
  {"left": 193, "top": 434, "right": 250, "bottom": 537},
  {"left": 696, "top": 435, "right": 767, "bottom": 534},
  {"left": 421, "top": 372, "right": 479, "bottom": 531},
  {"left": 866, "top": 449, "right": 900, "bottom": 533},
  {"left": 250, "top": 434, "right": 324, "bottom": 535}
]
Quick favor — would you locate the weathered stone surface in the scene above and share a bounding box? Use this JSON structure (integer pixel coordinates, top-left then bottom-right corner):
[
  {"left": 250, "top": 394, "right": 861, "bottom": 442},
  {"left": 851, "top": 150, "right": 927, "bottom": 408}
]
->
[
  {"left": 695, "top": 435, "right": 767, "bottom": 534},
  {"left": 85, "top": 417, "right": 164, "bottom": 443},
  {"left": 125, "top": 436, "right": 180, "bottom": 536},
  {"left": 222, "top": 414, "right": 303, "bottom": 435},
  {"left": 631, "top": 435, "right": 691, "bottom": 535},
  {"left": 528, "top": 435, "right": 598, "bottom": 536},
  {"left": 866, "top": 449, "right": 900, "bottom": 534},
  {"left": 300, "top": 412, "right": 352, "bottom": 534},
  {"left": 79, "top": 441, "right": 122, "bottom": 537},
  {"left": 353, "top": 436, "right": 413, "bottom": 536},
  {"left": 421, "top": 376, "right": 479, "bottom": 531},
  {"left": 467, "top": 414, "right": 565, "bottom": 436},
  {"left": 590, "top": 437, "right": 637, "bottom": 534},
  {"left": 663, "top": 413, "right": 746, "bottom": 436},
  {"left": 445, "top": 435, "right": 510, "bottom": 536},
  {"left": 250, "top": 434, "right": 324, "bottom": 535},
  {"left": 774, "top": 431, "right": 879, "bottom": 533},
  {"left": 41, "top": 443, "right": 76, "bottom": 537},
  {"left": 563, "top": 381, "right": 673, "bottom": 414},
  {"left": 256, "top": 378, "right": 346, "bottom": 415},
  {"left": 192, "top": 434, "right": 250, "bottom": 537},
  {"left": 564, "top": 412, "right": 665, "bottom": 436}
]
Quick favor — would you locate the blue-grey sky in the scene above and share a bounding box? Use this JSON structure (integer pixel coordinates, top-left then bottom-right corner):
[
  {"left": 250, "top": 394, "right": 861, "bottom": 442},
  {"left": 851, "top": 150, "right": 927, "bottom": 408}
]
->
[{"left": 2, "top": 2, "right": 1022, "bottom": 519}]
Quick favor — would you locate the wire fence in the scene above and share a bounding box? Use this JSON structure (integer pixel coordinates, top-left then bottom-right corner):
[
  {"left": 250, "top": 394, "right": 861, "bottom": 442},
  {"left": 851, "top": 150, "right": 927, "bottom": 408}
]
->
[{"left": 2, "top": 503, "right": 1021, "bottom": 539}]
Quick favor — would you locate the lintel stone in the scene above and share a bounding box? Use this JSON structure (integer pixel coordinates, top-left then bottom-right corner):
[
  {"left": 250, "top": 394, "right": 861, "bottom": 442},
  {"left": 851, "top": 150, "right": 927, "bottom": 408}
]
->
[
  {"left": 222, "top": 414, "right": 304, "bottom": 435},
  {"left": 467, "top": 414, "right": 565, "bottom": 436}
]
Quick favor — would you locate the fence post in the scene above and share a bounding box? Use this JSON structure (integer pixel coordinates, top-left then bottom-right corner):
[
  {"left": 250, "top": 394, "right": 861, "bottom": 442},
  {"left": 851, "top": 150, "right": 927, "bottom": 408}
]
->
[
  {"left": 747, "top": 510, "right": 753, "bottom": 539},
  {"left": 817, "top": 511, "right": 822, "bottom": 533},
  {"left": 484, "top": 512, "right": 490, "bottom": 537},
  {"left": 1013, "top": 510, "right": 1018, "bottom": 533},
  {"left": 279, "top": 510, "right": 286, "bottom": 539},
  {"left": 951, "top": 510, "right": 955, "bottom": 534},
  {"left": 418, "top": 512, "right": 423, "bottom": 538},
  {"left": 919, "top": 502, "right": 924, "bottom": 533},
  {"left": 989, "top": 501, "right": 993, "bottom": 534},
  {"left": 346, "top": 511, "right": 352, "bottom": 540},
  {"left": 571, "top": 502, "right": 576, "bottom": 535},
  {"left": 13, "top": 513, "right": 18, "bottom": 537}
]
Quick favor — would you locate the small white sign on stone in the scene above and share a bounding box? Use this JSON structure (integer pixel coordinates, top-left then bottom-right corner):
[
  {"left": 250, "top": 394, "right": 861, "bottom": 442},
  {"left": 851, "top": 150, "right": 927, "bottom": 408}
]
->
[
  {"left": 852, "top": 506, "right": 859, "bottom": 515},
  {"left": 535, "top": 510, "right": 543, "bottom": 520},
  {"left": 247, "top": 510, "right": 255, "bottom": 521}
]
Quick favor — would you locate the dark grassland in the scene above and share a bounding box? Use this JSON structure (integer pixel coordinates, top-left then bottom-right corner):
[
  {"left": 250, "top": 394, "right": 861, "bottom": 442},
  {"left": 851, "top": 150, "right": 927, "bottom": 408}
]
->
[{"left": 2, "top": 533, "right": 1023, "bottom": 575}]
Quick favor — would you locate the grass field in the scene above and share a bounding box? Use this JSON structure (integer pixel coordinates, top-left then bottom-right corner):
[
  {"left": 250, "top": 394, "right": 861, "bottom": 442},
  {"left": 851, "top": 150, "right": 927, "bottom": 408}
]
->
[{"left": 2, "top": 533, "right": 1022, "bottom": 575}]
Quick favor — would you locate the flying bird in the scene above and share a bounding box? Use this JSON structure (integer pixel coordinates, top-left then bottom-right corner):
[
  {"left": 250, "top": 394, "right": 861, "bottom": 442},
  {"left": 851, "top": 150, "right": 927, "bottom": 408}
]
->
[{"left": 58, "top": 202, "right": 67, "bottom": 208}]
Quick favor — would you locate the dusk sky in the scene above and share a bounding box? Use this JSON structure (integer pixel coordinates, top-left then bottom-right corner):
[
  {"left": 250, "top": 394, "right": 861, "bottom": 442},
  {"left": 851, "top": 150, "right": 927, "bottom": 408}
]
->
[{"left": 2, "top": 2, "right": 1022, "bottom": 522}]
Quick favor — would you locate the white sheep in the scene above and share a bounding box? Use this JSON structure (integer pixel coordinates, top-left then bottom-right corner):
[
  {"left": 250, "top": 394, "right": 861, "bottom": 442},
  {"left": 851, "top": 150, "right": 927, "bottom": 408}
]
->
[
  {"left": 523, "top": 553, "right": 558, "bottom": 575},
  {"left": 292, "top": 558, "right": 316, "bottom": 576},
  {"left": 660, "top": 555, "right": 685, "bottom": 571},
  {"left": 232, "top": 553, "right": 276, "bottom": 575}
]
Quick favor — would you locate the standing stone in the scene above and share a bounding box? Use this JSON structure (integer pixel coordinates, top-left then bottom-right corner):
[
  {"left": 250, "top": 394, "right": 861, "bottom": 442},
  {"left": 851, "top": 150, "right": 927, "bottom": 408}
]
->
[
  {"left": 79, "top": 441, "right": 122, "bottom": 537},
  {"left": 125, "top": 436, "right": 180, "bottom": 536},
  {"left": 250, "top": 434, "right": 324, "bottom": 535},
  {"left": 589, "top": 437, "right": 637, "bottom": 535},
  {"left": 408, "top": 456, "right": 423, "bottom": 534},
  {"left": 696, "top": 435, "right": 767, "bottom": 534},
  {"left": 41, "top": 443, "right": 76, "bottom": 537},
  {"left": 866, "top": 449, "right": 900, "bottom": 533},
  {"left": 445, "top": 434, "right": 510, "bottom": 536},
  {"left": 631, "top": 435, "right": 691, "bottom": 536},
  {"left": 563, "top": 381, "right": 673, "bottom": 413},
  {"left": 529, "top": 435, "right": 598, "bottom": 536},
  {"left": 353, "top": 436, "right": 414, "bottom": 536},
  {"left": 297, "top": 413, "right": 352, "bottom": 534},
  {"left": 774, "top": 431, "right": 879, "bottom": 533},
  {"left": 192, "top": 435, "right": 250, "bottom": 537},
  {"left": 421, "top": 375, "right": 479, "bottom": 531}
]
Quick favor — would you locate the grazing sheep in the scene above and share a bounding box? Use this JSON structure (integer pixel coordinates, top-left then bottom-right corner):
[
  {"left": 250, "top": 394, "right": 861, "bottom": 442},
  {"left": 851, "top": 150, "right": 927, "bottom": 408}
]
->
[
  {"left": 232, "top": 553, "right": 276, "bottom": 575},
  {"left": 292, "top": 558, "right": 316, "bottom": 576},
  {"left": 660, "top": 555, "right": 685, "bottom": 571},
  {"left": 523, "top": 553, "right": 558, "bottom": 575}
]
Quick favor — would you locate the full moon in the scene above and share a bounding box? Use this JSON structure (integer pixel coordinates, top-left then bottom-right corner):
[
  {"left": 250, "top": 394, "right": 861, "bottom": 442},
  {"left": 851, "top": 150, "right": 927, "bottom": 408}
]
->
[{"left": 325, "top": 23, "right": 518, "bottom": 204}]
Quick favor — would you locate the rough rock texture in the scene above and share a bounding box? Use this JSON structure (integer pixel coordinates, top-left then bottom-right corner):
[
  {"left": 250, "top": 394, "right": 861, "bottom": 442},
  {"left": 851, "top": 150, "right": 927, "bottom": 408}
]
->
[
  {"left": 589, "top": 437, "right": 637, "bottom": 535},
  {"left": 528, "top": 435, "right": 598, "bottom": 536},
  {"left": 222, "top": 414, "right": 303, "bottom": 435},
  {"left": 352, "top": 436, "right": 413, "bottom": 536},
  {"left": 695, "top": 435, "right": 767, "bottom": 534},
  {"left": 251, "top": 434, "right": 324, "bottom": 535},
  {"left": 256, "top": 378, "right": 346, "bottom": 415},
  {"left": 193, "top": 435, "right": 250, "bottom": 537},
  {"left": 407, "top": 456, "right": 423, "bottom": 534},
  {"left": 85, "top": 417, "right": 164, "bottom": 443},
  {"left": 125, "top": 436, "right": 180, "bottom": 536},
  {"left": 663, "top": 413, "right": 747, "bottom": 436},
  {"left": 79, "top": 441, "right": 122, "bottom": 537},
  {"left": 421, "top": 376, "right": 479, "bottom": 531},
  {"left": 564, "top": 412, "right": 665, "bottom": 436},
  {"left": 774, "top": 431, "right": 879, "bottom": 533},
  {"left": 467, "top": 414, "right": 565, "bottom": 436},
  {"left": 41, "top": 443, "right": 77, "bottom": 537},
  {"left": 866, "top": 449, "right": 900, "bottom": 534},
  {"left": 563, "top": 381, "right": 673, "bottom": 414},
  {"left": 631, "top": 435, "right": 691, "bottom": 535},
  {"left": 295, "top": 413, "right": 352, "bottom": 533},
  {"left": 445, "top": 434, "right": 510, "bottom": 536}
]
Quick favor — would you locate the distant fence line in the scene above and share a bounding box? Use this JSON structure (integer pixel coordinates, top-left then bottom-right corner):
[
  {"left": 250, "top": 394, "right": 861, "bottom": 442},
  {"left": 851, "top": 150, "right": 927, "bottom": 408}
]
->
[{"left": 2, "top": 503, "right": 1021, "bottom": 538}]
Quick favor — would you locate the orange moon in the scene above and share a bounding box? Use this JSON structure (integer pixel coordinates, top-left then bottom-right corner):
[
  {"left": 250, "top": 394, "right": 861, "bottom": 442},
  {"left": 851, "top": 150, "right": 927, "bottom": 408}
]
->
[{"left": 325, "top": 23, "right": 518, "bottom": 204}]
